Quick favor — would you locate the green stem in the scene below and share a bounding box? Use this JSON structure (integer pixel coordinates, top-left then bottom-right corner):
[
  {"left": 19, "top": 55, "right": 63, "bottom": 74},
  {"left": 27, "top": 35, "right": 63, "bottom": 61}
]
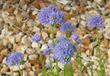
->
[
  {"left": 48, "top": 24, "right": 56, "bottom": 76},
  {"left": 39, "top": 54, "right": 47, "bottom": 76},
  {"left": 90, "top": 66, "right": 94, "bottom": 76},
  {"left": 76, "top": 53, "right": 84, "bottom": 76},
  {"left": 18, "top": 65, "right": 22, "bottom": 76},
  {"left": 63, "top": 64, "right": 74, "bottom": 76},
  {"left": 95, "top": 30, "right": 106, "bottom": 76},
  {"left": 49, "top": 57, "right": 54, "bottom": 76},
  {"left": 56, "top": 61, "right": 60, "bottom": 76}
]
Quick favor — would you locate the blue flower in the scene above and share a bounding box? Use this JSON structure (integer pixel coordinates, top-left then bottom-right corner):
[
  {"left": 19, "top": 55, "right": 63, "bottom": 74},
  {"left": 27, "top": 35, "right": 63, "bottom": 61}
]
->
[
  {"left": 71, "top": 33, "right": 79, "bottom": 41},
  {"left": 53, "top": 37, "right": 76, "bottom": 64},
  {"left": 86, "top": 15, "right": 104, "bottom": 28},
  {"left": 45, "top": 64, "right": 50, "bottom": 69},
  {"left": 38, "top": 5, "right": 65, "bottom": 26},
  {"left": 71, "top": 33, "right": 82, "bottom": 43},
  {"left": 32, "top": 34, "right": 42, "bottom": 42},
  {"left": 60, "top": 22, "right": 76, "bottom": 32},
  {"left": 43, "top": 48, "right": 51, "bottom": 55},
  {"left": 6, "top": 52, "right": 24, "bottom": 66}
]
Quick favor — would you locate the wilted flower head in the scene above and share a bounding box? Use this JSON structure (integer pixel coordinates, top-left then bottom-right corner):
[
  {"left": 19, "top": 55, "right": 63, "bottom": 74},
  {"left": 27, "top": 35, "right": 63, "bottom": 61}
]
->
[
  {"left": 86, "top": 15, "right": 104, "bottom": 28},
  {"left": 32, "top": 34, "right": 42, "bottom": 42},
  {"left": 6, "top": 52, "right": 24, "bottom": 66},
  {"left": 53, "top": 37, "right": 76, "bottom": 64},
  {"left": 60, "top": 22, "right": 76, "bottom": 32},
  {"left": 38, "top": 5, "right": 65, "bottom": 26}
]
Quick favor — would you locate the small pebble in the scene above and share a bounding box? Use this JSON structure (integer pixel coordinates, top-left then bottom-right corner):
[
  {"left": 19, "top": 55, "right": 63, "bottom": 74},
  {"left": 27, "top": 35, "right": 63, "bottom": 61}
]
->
[
  {"left": 41, "top": 32, "right": 48, "bottom": 40},
  {"left": 29, "top": 54, "right": 38, "bottom": 60},
  {"left": 32, "top": 42, "right": 40, "bottom": 49},
  {"left": 41, "top": 44, "right": 48, "bottom": 51}
]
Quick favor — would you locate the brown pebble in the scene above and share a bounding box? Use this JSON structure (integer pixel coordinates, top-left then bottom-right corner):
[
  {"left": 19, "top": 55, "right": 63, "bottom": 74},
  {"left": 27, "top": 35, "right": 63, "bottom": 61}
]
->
[
  {"left": 100, "top": 38, "right": 109, "bottom": 48},
  {"left": 72, "top": 59, "right": 78, "bottom": 70},
  {"left": 1, "top": 67, "right": 9, "bottom": 73},
  {"left": 0, "top": 54, "right": 4, "bottom": 63},
  {"left": 83, "top": 37, "right": 91, "bottom": 48},
  {"left": 34, "top": 64, "right": 42, "bottom": 73},
  {"left": 29, "top": 59, "right": 40, "bottom": 66},
  {"left": 0, "top": 49, "right": 8, "bottom": 56},
  {"left": 7, "top": 6, "right": 14, "bottom": 15},
  {"left": 77, "top": 28, "right": 87, "bottom": 37},
  {"left": 79, "top": 46, "right": 87, "bottom": 52},
  {"left": 76, "top": 5, "right": 86, "bottom": 15},
  {"left": 0, "top": 41, "right": 4, "bottom": 50}
]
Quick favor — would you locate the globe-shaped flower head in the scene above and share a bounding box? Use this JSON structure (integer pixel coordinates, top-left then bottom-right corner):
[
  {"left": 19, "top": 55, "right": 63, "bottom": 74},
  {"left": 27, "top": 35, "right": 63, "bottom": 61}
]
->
[
  {"left": 86, "top": 15, "right": 104, "bottom": 28},
  {"left": 38, "top": 5, "right": 65, "bottom": 26},
  {"left": 53, "top": 37, "right": 76, "bottom": 64},
  {"left": 6, "top": 52, "right": 24, "bottom": 66},
  {"left": 60, "top": 22, "right": 76, "bottom": 32}
]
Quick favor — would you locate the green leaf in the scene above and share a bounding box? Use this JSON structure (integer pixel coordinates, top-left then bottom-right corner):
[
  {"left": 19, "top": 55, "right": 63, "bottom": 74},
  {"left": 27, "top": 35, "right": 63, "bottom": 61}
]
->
[
  {"left": 63, "top": 64, "right": 74, "bottom": 76},
  {"left": 20, "top": 60, "right": 26, "bottom": 65}
]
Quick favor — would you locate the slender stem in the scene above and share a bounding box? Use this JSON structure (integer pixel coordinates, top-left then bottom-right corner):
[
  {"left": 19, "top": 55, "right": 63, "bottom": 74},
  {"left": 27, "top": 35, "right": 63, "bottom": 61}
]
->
[
  {"left": 18, "top": 70, "right": 21, "bottom": 76},
  {"left": 48, "top": 24, "right": 56, "bottom": 76},
  {"left": 49, "top": 57, "right": 54, "bottom": 76},
  {"left": 95, "top": 30, "right": 106, "bottom": 76},
  {"left": 39, "top": 54, "right": 47, "bottom": 76},
  {"left": 56, "top": 61, "right": 60, "bottom": 76},
  {"left": 76, "top": 53, "right": 84, "bottom": 76},
  {"left": 18, "top": 65, "right": 22, "bottom": 76},
  {"left": 90, "top": 66, "right": 94, "bottom": 76}
]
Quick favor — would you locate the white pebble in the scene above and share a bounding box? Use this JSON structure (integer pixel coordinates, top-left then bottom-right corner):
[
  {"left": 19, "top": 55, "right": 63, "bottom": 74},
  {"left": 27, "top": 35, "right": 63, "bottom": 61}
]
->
[
  {"left": 57, "top": 0, "right": 71, "bottom": 5},
  {"left": 29, "top": 54, "right": 38, "bottom": 60},
  {"left": 26, "top": 48, "right": 35, "bottom": 54},
  {"left": 41, "top": 44, "right": 48, "bottom": 51},
  {"left": 9, "top": 65, "right": 25, "bottom": 71},
  {"left": 22, "top": 71, "right": 28, "bottom": 76},
  {"left": 41, "top": 32, "right": 48, "bottom": 40},
  {"left": 32, "top": 42, "right": 40, "bottom": 49},
  {"left": 58, "top": 63, "right": 64, "bottom": 69},
  {"left": 32, "top": 10, "right": 38, "bottom": 15},
  {"left": 29, "top": 71, "right": 36, "bottom": 76}
]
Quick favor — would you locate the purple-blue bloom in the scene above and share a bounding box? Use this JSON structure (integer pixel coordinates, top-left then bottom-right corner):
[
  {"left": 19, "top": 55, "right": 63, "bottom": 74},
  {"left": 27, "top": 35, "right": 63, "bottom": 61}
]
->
[
  {"left": 72, "top": 33, "right": 79, "bottom": 41},
  {"left": 38, "top": 5, "right": 65, "bottom": 26},
  {"left": 86, "top": 15, "right": 104, "bottom": 28},
  {"left": 53, "top": 37, "right": 76, "bottom": 64},
  {"left": 45, "top": 64, "right": 50, "bottom": 69},
  {"left": 60, "top": 22, "right": 76, "bottom": 32},
  {"left": 43, "top": 48, "right": 51, "bottom": 55},
  {"left": 32, "top": 34, "right": 42, "bottom": 42},
  {"left": 6, "top": 52, "right": 24, "bottom": 66}
]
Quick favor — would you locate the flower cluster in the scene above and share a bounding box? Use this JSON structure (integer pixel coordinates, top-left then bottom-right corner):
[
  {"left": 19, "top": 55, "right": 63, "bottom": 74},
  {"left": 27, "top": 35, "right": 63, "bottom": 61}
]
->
[
  {"left": 38, "top": 5, "right": 104, "bottom": 65},
  {"left": 38, "top": 5, "right": 65, "bottom": 26},
  {"left": 6, "top": 52, "right": 24, "bottom": 66},
  {"left": 32, "top": 34, "right": 42, "bottom": 42},
  {"left": 86, "top": 15, "right": 104, "bottom": 28},
  {"left": 60, "top": 22, "right": 76, "bottom": 32},
  {"left": 53, "top": 37, "right": 76, "bottom": 64}
]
